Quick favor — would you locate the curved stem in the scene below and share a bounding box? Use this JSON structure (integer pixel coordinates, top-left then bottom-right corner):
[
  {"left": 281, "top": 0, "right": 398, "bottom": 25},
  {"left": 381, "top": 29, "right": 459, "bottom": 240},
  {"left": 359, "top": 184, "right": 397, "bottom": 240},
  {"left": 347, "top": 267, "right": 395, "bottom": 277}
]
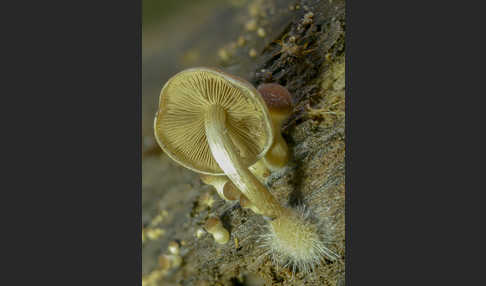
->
[
  {"left": 263, "top": 130, "right": 289, "bottom": 170},
  {"left": 204, "top": 105, "right": 285, "bottom": 218}
]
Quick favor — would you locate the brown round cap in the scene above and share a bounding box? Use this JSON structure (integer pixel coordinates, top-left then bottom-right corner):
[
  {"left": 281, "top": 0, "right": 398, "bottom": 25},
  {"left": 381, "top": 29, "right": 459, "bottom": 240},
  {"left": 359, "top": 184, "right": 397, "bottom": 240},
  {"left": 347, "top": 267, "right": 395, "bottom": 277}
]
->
[
  {"left": 257, "top": 83, "right": 293, "bottom": 117},
  {"left": 154, "top": 67, "right": 274, "bottom": 175},
  {"left": 204, "top": 216, "right": 222, "bottom": 231},
  {"left": 222, "top": 181, "right": 241, "bottom": 201}
]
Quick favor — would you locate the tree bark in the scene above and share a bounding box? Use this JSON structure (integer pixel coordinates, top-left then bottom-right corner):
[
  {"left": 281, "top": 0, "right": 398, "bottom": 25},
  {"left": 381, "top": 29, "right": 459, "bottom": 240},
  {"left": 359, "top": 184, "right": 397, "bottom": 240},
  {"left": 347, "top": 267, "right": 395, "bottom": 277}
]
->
[{"left": 142, "top": 0, "right": 345, "bottom": 285}]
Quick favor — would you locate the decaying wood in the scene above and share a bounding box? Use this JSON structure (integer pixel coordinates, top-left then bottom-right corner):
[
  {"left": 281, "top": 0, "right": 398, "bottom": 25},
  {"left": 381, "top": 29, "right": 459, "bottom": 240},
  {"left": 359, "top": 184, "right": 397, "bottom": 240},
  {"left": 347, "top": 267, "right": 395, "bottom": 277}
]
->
[{"left": 142, "top": 0, "right": 345, "bottom": 285}]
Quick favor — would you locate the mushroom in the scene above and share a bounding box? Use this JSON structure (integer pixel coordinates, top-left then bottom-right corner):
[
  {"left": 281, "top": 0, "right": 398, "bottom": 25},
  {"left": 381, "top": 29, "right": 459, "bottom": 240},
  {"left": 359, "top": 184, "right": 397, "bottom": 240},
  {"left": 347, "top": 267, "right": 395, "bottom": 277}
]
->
[
  {"left": 204, "top": 216, "right": 230, "bottom": 244},
  {"left": 200, "top": 174, "right": 228, "bottom": 201},
  {"left": 257, "top": 83, "right": 293, "bottom": 170},
  {"left": 154, "top": 67, "right": 283, "bottom": 219},
  {"left": 154, "top": 67, "right": 337, "bottom": 272},
  {"left": 167, "top": 241, "right": 180, "bottom": 255},
  {"left": 222, "top": 180, "right": 242, "bottom": 201}
]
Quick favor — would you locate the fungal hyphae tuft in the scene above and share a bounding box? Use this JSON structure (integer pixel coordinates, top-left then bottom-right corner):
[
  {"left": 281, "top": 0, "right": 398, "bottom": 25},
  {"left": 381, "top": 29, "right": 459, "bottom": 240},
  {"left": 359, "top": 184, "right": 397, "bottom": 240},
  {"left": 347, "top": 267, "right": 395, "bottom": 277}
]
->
[{"left": 258, "top": 206, "right": 339, "bottom": 277}]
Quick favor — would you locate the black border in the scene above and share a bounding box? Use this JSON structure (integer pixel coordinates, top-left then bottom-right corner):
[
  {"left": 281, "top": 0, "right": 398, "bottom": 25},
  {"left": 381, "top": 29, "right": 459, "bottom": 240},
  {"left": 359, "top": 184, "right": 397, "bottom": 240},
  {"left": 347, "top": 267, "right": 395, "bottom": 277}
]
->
[
  {"left": 8, "top": 0, "right": 143, "bottom": 284},
  {"left": 10, "top": 0, "right": 479, "bottom": 285}
]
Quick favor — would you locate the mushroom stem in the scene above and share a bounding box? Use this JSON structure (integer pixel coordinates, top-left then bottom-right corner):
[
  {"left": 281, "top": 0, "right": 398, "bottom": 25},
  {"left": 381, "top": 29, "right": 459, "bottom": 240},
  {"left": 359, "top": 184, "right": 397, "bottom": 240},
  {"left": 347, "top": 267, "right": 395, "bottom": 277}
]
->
[
  {"left": 200, "top": 174, "right": 230, "bottom": 201},
  {"left": 263, "top": 127, "right": 289, "bottom": 170},
  {"left": 204, "top": 105, "right": 284, "bottom": 218}
]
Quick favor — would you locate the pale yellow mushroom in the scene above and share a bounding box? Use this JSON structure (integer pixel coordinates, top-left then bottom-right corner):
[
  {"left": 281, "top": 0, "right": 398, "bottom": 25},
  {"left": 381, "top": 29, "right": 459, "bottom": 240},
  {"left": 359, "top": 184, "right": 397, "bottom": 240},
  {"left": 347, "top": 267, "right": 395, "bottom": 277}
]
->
[
  {"left": 168, "top": 241, "right": 180, "bottom": 255},
  {"left": 200, "top": 174, "right": 229, "bottom": 201},
  {"left": 222, "top": 180, "right": 242, "bottom": 201},
  {"left": 154, "top": 67, "right": 282, "bottom": 218},
  {"left": 204, "top": 217, "right": 230, "bottom": 244},
  {"left": 256, "top": 83, "right": 293, "bottom": 170}
]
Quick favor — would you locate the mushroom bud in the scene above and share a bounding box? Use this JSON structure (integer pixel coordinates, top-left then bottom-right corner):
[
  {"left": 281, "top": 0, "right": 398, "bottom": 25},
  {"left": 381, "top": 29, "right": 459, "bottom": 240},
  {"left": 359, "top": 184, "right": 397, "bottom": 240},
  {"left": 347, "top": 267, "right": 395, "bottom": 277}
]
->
[
  {"left": 257, "top": 83, "right": 293, "bottom": 170},
  {"left": 168, "top": 241, "right": 180, "bottom": 255},
  {"left": 204, "top": 216, "right": 230, "bottom": 244}
]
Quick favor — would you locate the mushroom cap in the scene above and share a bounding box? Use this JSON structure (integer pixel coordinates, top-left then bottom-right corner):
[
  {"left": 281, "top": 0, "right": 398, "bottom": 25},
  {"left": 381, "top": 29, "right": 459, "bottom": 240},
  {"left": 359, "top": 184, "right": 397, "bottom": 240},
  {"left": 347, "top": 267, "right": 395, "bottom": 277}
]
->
[
  {"left": 204, "top": 216, "right": 222, "bottom": 231},
  {"left": 222, "top": 181, "right": 241, "bottom": 201},
  {"left": 200, "top": 174, "right": 227, "bottom": 186},
  {"left": 257, "top": 83, "right": 293, "bottom": 121},
  {"left": 155, "top": 67, "right": 274, "bottom": 175}
]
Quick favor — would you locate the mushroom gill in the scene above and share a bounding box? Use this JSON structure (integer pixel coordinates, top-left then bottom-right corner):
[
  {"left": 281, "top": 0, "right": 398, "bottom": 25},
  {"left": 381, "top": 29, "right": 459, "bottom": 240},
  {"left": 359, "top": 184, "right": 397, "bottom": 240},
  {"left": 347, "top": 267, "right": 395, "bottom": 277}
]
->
[{"left": 155, "top": 70, "right": 267, "bottom": 174}]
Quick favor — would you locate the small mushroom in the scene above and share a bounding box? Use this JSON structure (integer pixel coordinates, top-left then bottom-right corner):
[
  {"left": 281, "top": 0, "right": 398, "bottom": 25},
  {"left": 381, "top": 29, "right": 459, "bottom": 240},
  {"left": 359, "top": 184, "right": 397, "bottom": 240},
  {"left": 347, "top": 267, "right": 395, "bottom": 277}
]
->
[
  {"left": 222, "top": 180, "right": 242, "bottom": 201},
  {"left": 257, "top": 83, "right": 293, "bottom": 170},
  {"left": 168, "top": 241, "right": 180, "bottom": 255},
  {"left": 204, "top": 216, "right": 230, "bottom": 244},
  {"left": 200, "top": 174, "right": 229, "bottom": 201}
]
